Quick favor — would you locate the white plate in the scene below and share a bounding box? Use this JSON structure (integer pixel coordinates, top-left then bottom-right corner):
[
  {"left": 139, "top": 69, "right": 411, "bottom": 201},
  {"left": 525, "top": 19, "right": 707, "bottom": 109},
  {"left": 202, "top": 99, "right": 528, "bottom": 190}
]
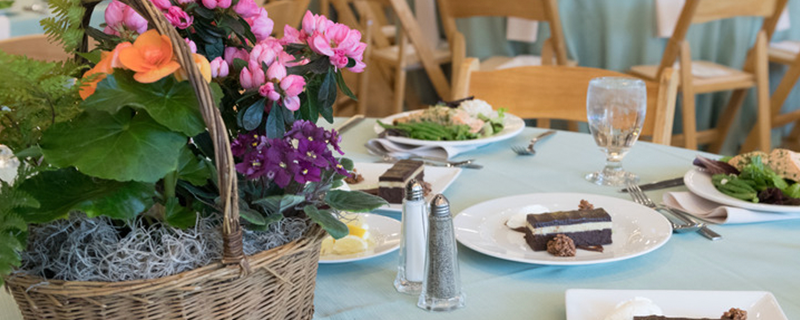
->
[
  {"left": 453, "top": 193, "right": 672, "bottom": 266},
  {"left": 684, "top": 168, "right": 800, "bottom": 213},
  {"left": 565, "top": 289, "right": 788, "bottom": 320},
  {"left": 319, "top": 214, "right": 401, "bottom": 264},
  {"left": 373, "top": 111, "right": 525, "bottom": 147},
  {"left": 347, "top": 162, "right": 461, "bottom": 212}
]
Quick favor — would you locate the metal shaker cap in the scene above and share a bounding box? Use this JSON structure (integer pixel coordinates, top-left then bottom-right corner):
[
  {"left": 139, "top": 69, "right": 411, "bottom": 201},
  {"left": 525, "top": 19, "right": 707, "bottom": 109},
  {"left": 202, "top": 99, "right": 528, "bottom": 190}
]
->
[
  {"left": 406, "top": 179, "right": 424, "bottom": 201},
  {"left": 430, "top": 194, "right": 450, "bottom": 217}
]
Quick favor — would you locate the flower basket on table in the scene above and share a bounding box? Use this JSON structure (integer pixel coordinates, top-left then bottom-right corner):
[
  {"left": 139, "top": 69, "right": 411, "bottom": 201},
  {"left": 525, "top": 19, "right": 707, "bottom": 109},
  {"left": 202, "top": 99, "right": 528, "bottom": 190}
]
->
[{"left": 0, "top": 0, "right": 381, "bottom": 318}]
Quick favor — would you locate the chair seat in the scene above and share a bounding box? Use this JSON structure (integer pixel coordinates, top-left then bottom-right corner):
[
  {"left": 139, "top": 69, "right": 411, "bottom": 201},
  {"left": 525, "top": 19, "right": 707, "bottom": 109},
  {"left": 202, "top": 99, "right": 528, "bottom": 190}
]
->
[
  {"left": 769, "top": 41, "right": 799, "bottom": 65},
  {"left": 370, "top": 41, "right": 451, "bottom": 69},
  {"left": 479, "top": 55, "right": 579, "bottom": 71},
  {"left": 630, "top": 61, "right": 754, "bottom": 94}
]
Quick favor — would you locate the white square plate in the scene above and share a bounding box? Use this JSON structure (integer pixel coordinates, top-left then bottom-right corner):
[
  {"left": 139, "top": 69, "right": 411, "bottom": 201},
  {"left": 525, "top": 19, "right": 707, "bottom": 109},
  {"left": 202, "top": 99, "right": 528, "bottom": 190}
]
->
[{"left": 565, "top": 289, "right": 788, "bottom": 320}]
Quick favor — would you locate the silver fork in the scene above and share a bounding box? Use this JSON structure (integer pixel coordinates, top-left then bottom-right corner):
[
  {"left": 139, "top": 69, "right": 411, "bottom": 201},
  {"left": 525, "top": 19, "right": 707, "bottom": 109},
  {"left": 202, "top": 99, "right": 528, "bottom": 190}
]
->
[
  {"left": 627, "top": 182, "right": 722, "bottom": 240},
  {"left": 625, "top": 181, "right": 701, "bottom": 233},
  {"left": 512, "top": 130, "right": 557, "bottom": 156}
]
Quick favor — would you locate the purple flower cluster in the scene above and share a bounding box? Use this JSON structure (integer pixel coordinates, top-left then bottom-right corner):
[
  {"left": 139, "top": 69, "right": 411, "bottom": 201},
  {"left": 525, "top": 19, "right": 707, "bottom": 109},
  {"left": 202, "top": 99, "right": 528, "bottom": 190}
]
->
[{"left": 231, "top": 120, "right": 348, "bottom": 188}]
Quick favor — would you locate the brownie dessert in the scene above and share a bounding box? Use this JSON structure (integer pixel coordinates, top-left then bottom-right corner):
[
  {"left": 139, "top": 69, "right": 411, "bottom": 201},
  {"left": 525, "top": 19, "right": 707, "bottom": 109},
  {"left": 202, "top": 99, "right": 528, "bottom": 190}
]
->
[
  {"left": 634, "top": 308, "right": 746, "bottom": 320},
  {"left": 524, "top": 208, "right": 612, "bottom": 251},
  {"left": 377, "top": 160, "right": 424, "bottom": 204}
]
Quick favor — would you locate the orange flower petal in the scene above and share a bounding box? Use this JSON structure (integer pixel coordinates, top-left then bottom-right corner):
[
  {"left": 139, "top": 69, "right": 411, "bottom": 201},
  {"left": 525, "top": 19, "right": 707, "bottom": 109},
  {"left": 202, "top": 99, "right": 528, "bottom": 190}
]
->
[
  {"left": 194, "top": 54, "right": 212, "bottom": 83},
  {"left": 119, "top": 45, "right": 151, "bottom": 72},
  {"left": 133, "top": 60, "right": 180, "bottom": 83},
  {"left": 133, "top": 29, "right": 164, "bottom": 51},
  {"left": 110, "top": 42, "right": 133, "bottom": 69}
]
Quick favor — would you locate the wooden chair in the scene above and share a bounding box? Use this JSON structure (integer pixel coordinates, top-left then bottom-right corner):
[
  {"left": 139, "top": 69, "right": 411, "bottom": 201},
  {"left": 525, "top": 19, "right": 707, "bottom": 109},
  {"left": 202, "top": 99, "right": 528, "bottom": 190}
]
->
[
  {"left": 739, "top": 41, "right": 800, "bottom": 150},
  {"left": 0, "top": 34, "right": 71, "bottom": 62},
  {"left": 453, "top": 58, "right": 679, "bottom": 145},
  {"left": 331, "top": 0, "right": 451, "bottom": 115},
  {"left": 262, "top": 0, "right": 311, "bottom": 38},
  {"left": 629, "top": 0, "right": 788, "bottom": 152},
  {"left": 437, "top": 0, "right": 573, "bottom": 84}
]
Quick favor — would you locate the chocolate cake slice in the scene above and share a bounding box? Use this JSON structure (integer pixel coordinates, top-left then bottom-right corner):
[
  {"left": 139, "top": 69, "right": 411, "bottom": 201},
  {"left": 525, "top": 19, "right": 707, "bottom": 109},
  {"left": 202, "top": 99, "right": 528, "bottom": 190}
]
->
[
  {"left": 634, "top": 317, "right": 718, "bottom": 320},
  {"left": 378, "top": 160, "right": 424, "bottom": 204},
  {"left": 524, "top": 208, "right": 612, "bottom": 251}
]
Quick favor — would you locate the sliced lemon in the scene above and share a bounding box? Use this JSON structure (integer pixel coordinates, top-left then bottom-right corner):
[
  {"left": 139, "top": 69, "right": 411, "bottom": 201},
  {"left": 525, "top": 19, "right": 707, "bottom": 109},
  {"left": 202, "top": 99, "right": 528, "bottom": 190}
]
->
[
  {"left": 347, "top": 224, "right": 369, "bottom": 239},
  {"left": 320, "top": 236, "right": 335, "bottom": 255},
  {"left": 333, "top": 235, "right": 368, "bottom": 255}
]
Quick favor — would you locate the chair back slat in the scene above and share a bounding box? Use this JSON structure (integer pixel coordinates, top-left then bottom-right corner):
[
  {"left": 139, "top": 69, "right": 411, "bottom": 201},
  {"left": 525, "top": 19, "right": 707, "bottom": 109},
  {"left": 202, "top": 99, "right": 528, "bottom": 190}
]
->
[
  {"left": 262, "top": 0, "right": 311, "bottom": 38},
  {"left": 455, "top": 60, "right": 678, "bottom": 144},
  {"left": 693, "top": 0, "right": 778, "bottom": 24}
]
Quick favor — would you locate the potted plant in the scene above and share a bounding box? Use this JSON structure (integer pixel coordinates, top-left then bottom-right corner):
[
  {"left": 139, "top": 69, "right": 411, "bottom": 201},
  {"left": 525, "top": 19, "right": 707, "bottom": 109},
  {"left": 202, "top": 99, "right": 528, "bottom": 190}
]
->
[{"left": 0, "top": 0, "right": 382, "bottom": 318}]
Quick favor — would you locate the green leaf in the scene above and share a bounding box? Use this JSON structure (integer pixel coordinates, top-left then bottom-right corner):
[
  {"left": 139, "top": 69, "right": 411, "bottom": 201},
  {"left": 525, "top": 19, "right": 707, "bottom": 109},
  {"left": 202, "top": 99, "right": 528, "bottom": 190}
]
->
[
  {"left": 164, "top": 197, "right": 197, "bottom": 228},
  {"left": 177, "top": 146, "right": 212, "bottom": 186},
  {"left": 324, "top": 190, "right": 388, "bottom": 212},
  {"left": 304, "top": 205, "right": 348, "bottom": 239},
  {"left": 239, "top": 98, "right": 265, "bottom": 131},
  {"left": 252, "top": 194, "right": 305, "bottom": 214},
  {"left": 13, "top": 146, "right": 42, "bottom": 160},
  {"left": 82, "top": 71, "right": 206, "bottom": 136},
  {"left": 318, "top": 70, "right": 338, "bottom": 112},
  {"left": 335, "top": 69, "right": 357, "bottom": 100},
  {"left": 40, "top": 110, "right": 186, "bottom": 183},
  {"left": 297, "top": 90, "right": 319, "bottom": 122},
  {"left": 18, "top": 168, "right": 156, "bottom": 223},
  {"left": 233, "top": 58, "right": 248, "bottom": 71},
  {"left": 205, "top": 39, "right": 225, "bottom": 60},
  {"left": 76, "top": 50, "right": 102, "bottom": 64},
  {"left": 266, "top": 101, "right": 285, "bottom": 139},
  {"left": 240, "top": 206, "right": 267, "bottom": 225}
]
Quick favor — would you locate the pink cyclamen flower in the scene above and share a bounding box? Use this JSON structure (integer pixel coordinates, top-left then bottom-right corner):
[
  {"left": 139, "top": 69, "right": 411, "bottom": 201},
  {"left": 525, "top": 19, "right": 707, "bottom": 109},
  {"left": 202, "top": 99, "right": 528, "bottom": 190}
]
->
[
  {"left": 307, "top": 21, "right": 367, "bottom": 73},
  {"left": 233, "top": 0, "right": 260, "bottom": 18},
  {"left": 224, "top": 46, "right": 249, "bottom": 67},
  {"left": 266, "top": 59, "right": 287, "bottom": 80},
  {"left": 209, "top": 57, "right": 229, "bottom": 78},
  {"left": 165, "top": 6, "right": 193, "bottom": 29},
  {"left": 104, "top": 0, "right": 148, "bottom": 36},
  {"left": 301, "top": 11, "right": 332, "bottom": 35},
  {"left": 185, "top": 38, "right": 197, "bottom": 53},
  {"left": 280, "top": 75, "right": 305, "bottom": 97},
  {"left": 246, "top": 8, "right": 274, "bottom": 42},
  {"left": 177, "top": 0, "right": 195, "bottom": 4},
  {"left": 280, "top": 25, "right": 307, "bottom": 45},
  {"left": 258, "top": 82, "right": 281, "bottom": 101},
  {"left": 240, "top": 61, "right": 265, "bottom": 89},
  {"left": 149, "top": 0, "right": 171, "bottom": 10},
  {"left": 201, "top": 0, "right": 230, "bottom": 9},
  {"left": 257, "top": 61, "right": 305, "bottom": 111},
  {"left": 249, "top": 39, "right": 283, "bottom": 67}
]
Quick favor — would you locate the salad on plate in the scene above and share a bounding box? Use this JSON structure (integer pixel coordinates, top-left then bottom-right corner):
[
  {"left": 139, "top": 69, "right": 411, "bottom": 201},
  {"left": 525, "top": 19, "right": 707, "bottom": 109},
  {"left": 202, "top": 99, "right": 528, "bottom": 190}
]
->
[
  {"left": 377, "top": 98, "right": 506, "bottom": 141},
  {"left": 0, "top": 0, "right": 14, "bottom": 10},
  {"left": 694, "top": 148, "right": 800, "bottom": 206}
]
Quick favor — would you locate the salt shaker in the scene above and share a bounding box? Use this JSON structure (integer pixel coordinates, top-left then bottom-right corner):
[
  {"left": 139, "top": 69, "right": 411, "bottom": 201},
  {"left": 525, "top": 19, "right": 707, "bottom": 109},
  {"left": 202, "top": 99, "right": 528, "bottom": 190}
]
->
[
  {"left": 394, "top": 179, "right": 428, "bottom": 294},
  {"left": 417, "top": 194, "right": 465, "bottom": 312}
]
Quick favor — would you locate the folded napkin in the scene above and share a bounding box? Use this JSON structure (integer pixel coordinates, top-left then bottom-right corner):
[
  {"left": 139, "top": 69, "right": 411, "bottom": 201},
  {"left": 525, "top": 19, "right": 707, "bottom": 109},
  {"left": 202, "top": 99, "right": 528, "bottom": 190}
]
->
[
  {"left": 366, "top": 138, "right": 479, "bottom": 160},
  {"left": 506, "top": 17, "right": 538, "bottom": 43},
  {"left": 0, "top": 15, "right": 10, "bottom": 40},
  {"left": 655, "top": 0, "right": 790, "bottom": 37},
  {"left": 771, "top": 40, "right": 800, "bottom": 53},
  {"left": 663, "top": 192, "right": 800, "bottom": 224}
]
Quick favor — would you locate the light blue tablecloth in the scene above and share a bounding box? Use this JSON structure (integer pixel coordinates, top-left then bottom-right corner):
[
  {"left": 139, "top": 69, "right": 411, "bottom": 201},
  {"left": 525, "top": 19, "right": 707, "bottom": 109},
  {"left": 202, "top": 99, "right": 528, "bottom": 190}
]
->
[
  {"left": 1, "top": 0, "right": 105, "bottom": 38},
  {"left": 313, "top": 118, "right": 800, "bottom": 319}
]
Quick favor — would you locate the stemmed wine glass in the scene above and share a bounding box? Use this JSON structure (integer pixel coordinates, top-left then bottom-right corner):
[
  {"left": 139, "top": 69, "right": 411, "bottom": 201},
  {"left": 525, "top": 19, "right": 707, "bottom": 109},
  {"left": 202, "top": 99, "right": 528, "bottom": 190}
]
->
[{"left": 585, "top": 77, "right": 647, "bottom": 186}]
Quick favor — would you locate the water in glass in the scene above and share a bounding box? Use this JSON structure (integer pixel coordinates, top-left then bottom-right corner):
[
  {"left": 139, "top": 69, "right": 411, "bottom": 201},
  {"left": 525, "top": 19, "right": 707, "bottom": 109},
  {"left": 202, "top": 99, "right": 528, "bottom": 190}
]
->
[{"left": 585, "top": 77, "right": 646, "bottom": 186}]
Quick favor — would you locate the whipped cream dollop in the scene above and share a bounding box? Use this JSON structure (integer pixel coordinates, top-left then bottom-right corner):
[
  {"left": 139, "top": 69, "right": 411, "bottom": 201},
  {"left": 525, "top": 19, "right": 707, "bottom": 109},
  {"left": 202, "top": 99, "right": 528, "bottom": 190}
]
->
[{"left": 604, "top": 297, "right": 663, "bottom": 320}]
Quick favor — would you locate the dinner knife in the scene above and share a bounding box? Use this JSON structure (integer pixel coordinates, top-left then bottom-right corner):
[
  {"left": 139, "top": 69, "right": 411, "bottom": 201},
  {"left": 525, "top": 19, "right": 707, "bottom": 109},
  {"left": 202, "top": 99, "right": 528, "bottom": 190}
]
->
[
  {"left": 619, "top": 177, "right": 684, "bottom": 192},
  {"left": 335, "top": 114, "right": 365, "bottom": 134}
]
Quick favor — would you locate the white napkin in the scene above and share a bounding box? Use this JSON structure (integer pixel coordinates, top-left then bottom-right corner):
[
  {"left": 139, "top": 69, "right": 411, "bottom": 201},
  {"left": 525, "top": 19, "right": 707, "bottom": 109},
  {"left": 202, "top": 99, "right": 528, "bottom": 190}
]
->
[
  {"left": 663, "top": 191, "right": 800, "bottom": 224},
  {"left": 366, "top": 138, "right": 479, "bottom": 160},
  {"left": 506, "top": 17, "right": 538, "bottom": 43},
  {"left": 771, "top": 40, "right": 800, "bottom": 53},
  {"left": 0, "top": 15, "right": 10, "bottom": 40}
]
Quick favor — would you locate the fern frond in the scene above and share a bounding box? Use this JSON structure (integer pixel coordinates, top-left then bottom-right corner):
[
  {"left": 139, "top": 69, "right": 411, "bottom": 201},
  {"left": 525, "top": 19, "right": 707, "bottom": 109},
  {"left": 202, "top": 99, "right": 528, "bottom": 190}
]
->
[{"left": 41, "top": 0, "right": 86, "bottom": 53}]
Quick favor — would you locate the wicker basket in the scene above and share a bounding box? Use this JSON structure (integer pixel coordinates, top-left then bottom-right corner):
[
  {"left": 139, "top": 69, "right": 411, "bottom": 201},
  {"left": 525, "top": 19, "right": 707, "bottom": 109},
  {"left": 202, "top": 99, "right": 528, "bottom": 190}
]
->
[{"left": 4, "top": 0, "right": 326, "bottom": 318}]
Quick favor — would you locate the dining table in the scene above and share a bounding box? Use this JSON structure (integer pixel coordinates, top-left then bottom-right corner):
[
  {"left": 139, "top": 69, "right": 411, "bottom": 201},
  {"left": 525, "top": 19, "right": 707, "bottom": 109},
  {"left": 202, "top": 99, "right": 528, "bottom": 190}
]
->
[{"left": 311, "top": 117, "right": 800, "bottom": 320}]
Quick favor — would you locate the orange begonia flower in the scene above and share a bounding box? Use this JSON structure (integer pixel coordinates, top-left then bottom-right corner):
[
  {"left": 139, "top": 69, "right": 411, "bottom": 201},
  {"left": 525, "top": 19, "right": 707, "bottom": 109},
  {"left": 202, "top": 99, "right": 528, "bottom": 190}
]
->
[
  {"left": 119, "top": 29, "right": 181, "bottom": 83},
  {"left": 174, "top": 53, "right": 212, "bottom": 83},
  {"left": 79, "top": 42, "right": 132, "bottom": 100}
]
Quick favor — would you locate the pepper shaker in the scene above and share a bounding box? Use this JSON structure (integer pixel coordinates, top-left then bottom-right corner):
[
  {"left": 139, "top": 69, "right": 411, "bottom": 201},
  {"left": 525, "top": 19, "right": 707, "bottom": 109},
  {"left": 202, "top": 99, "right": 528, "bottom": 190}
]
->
[
  {"left": 394, "top": 179, "right": 428, "bottom": 294},
  {"left": 417, "top": 194, "right": 465, "bottom": 312}
]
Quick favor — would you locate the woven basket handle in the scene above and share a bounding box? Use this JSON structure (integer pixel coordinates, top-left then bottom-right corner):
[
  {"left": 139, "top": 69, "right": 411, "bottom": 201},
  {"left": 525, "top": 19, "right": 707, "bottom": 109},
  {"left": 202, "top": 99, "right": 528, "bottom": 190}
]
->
[{"left": 120, "top": 0, "right": 247, "bottom": 270}]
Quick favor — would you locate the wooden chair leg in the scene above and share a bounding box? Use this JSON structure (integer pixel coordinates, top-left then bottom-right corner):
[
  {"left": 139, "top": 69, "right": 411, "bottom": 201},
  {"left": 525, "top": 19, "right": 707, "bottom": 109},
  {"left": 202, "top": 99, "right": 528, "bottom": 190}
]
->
[
  {"left": 393, "top": 67, "right": 407, "bottom": 114},
  {"left": 709, "top": 89, "right": 747, "bottom": 153},
  {"left": 752, "top": 31, "right": 772, "bottom": 152},
  {"left": 678, "top": 42, "right": 698, "bottom": 150}
]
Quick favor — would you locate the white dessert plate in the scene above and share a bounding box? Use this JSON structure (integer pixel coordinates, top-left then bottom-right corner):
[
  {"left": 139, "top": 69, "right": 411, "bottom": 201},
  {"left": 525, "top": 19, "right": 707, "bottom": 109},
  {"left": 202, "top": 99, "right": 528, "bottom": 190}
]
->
[
  {"left": 347, "top": 162, "right": 461, "bottom": 213},
  {"left": 565, "top": 289, "right": 788, "bottom": 320},
  {"left": 319, "top": 214, "right": 401, "bottom": 264},
  {"left": 453, "top": 193, "right": 672, "bottom": 266},
  {"left": 684, "top": 168, "right": 800, "bottom": 213},
  {"left": 373, "top": 111, "right": 525, "bottom": 147}
]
